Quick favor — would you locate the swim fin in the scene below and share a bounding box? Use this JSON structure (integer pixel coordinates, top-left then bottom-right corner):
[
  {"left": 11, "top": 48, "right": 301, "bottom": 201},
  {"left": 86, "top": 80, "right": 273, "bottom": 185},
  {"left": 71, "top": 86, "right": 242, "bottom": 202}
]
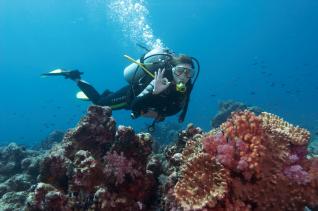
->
[
  {"left": 41, "top": 69, "right": 83, "bottom": 80},
  {"left": 76, "top": 91, "right": 90, "bottom": 101}
]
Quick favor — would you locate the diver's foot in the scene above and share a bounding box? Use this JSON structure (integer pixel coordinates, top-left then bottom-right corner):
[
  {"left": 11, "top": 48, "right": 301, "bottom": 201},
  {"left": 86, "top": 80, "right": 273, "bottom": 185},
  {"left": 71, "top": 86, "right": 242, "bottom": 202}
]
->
[
  {"left": 63, "top": 70, "right": 83, "bottom": 80},
  {"left": 41, "top": 69, "right": 83, "bottom": 80}
]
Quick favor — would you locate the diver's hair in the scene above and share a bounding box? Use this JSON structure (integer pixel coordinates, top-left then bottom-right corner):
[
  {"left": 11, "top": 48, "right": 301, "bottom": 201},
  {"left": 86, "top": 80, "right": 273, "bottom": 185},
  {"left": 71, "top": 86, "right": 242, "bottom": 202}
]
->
[{"left": 172, "top": 54, "right": 194, "bottom": 68}]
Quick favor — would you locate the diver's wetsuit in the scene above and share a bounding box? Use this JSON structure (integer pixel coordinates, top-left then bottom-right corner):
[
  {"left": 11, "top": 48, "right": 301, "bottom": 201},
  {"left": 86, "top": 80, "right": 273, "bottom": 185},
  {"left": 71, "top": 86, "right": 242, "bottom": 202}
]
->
[
  {"left": 76, "top": 71, "right": 192, "bottom": 121},
  {"left": 77, "top": 81, "right": 133, "bottom": 110}
]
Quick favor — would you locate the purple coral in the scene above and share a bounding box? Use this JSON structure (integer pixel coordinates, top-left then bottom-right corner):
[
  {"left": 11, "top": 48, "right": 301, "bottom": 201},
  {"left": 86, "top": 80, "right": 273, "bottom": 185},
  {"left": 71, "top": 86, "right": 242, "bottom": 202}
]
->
[
  {"left": 283, "top": 164, "right": 310, "bottom": 185},
  {"left": 216, "top": 144, "right": 235, "bottom": 168}
]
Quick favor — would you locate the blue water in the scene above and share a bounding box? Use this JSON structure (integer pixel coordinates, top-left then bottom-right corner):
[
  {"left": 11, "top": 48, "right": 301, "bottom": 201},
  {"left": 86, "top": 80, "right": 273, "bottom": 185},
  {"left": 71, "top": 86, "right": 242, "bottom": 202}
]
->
[{"left": 1, "top": 0, "right": 318, "bottom": 146}]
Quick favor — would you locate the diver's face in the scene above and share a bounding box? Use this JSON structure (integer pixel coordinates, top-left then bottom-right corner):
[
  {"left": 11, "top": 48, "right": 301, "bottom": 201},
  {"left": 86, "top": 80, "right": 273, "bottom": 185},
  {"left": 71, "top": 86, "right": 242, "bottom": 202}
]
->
[{"left": 172, "top": 63, "right": 194, "bottom": 84}]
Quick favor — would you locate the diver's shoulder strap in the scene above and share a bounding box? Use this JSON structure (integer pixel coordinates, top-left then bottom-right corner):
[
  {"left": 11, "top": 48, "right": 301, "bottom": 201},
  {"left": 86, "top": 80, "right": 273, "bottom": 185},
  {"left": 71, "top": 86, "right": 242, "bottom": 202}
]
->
[{"left": 179, "top": 83, "right": 193, "bottom": 122}]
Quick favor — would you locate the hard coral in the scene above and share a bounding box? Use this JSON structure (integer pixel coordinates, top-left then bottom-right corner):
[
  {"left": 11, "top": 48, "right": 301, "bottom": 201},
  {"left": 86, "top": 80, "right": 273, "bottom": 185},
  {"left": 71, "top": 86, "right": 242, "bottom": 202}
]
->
[
  {"left": 174, "top": 153, "right": 229, "bottom": 210},
  {"left": 260, "top": 112, "right": 310, "bottom": 146}
]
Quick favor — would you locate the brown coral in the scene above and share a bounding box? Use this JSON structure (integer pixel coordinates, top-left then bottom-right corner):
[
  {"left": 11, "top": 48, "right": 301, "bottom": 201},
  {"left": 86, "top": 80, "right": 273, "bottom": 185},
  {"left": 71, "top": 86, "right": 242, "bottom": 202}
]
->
[
  {"left": 260, "top": 112, "right": 310, "bottom": 146},
  {"left": 181, "top": 139, "right": 202, "bottom": 162},
  {"left": 174, "top": 153, "right": 229, "bottom": 210}
]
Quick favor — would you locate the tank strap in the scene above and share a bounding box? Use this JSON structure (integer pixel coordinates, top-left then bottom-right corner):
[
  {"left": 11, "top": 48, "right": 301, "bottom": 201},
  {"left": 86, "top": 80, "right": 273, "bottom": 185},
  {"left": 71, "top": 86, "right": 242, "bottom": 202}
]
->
[{"left": 139, "top": 53, "right": 146, "bottom": 64}]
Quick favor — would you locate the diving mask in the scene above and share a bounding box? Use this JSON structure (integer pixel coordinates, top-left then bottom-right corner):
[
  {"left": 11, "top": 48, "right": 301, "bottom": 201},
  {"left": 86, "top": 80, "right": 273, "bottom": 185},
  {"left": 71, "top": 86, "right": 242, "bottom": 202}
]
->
[{"left": 172, "top": 65, "right": 195, "bottom": 78}]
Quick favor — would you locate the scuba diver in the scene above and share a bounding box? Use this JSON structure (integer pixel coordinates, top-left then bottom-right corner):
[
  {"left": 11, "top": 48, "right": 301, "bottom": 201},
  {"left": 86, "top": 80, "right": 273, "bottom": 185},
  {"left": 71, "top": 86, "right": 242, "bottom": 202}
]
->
[{"left": 42, "top": 48, "right": 200, "bottom": 131}]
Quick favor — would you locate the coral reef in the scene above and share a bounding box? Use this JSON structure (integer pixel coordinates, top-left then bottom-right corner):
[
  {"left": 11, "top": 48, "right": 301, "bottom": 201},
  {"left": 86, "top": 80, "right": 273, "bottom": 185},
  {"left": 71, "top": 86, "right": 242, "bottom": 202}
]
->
[
  {"left": 25, "top": 105, "right": 156, "bottom": 210},
  {"left": 0, "top": 143, "right": 43, "bottom": 211},
  {"left": 162, "top": 110, "right": 318, "bottom": 210},
  {"left": 211, "top": 100, "right": 262, "bottom": 128},
  {"left": 1, "top": 105, "right": 317, "bottom": 211}
]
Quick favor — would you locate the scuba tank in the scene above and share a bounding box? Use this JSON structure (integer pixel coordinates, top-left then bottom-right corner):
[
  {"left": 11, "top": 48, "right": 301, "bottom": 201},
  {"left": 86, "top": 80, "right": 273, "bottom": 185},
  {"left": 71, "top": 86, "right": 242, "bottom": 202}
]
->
[
  {"left": 123, "top": 48, "right": 173, "bottom": 84},
  {"left": 123, "top": 47, "right": 200, "bottom": 95}
]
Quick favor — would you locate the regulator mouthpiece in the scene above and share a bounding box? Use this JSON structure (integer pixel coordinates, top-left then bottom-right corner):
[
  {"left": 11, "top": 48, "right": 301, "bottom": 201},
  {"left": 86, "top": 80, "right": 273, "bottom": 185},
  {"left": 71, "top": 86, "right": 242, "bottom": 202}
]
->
[{"left": 176, "top": 82, "right": 186, "bottom": 93}]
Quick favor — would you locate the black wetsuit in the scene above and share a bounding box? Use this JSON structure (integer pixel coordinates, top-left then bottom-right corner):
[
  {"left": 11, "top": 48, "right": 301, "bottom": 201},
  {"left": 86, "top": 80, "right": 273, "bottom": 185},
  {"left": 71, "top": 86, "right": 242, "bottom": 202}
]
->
[{"left": 76, "top": 71, "right": 192, "bottom": 122}]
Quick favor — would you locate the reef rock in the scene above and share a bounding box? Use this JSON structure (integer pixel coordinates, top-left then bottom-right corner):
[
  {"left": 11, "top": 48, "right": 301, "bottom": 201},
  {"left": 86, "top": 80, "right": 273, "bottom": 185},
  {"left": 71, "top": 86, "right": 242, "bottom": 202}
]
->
[
  {"left": 25, "top": 105, "right": 156, "bottom": 211},
  {"left": 34, "top": 130, "right": 65, "bottom": 150},
  {"left": 0, "top": 143, "right": 43, "bottom": 210},
  {"left": 211, "top": 100, "right": 262, "bottom": 128}
]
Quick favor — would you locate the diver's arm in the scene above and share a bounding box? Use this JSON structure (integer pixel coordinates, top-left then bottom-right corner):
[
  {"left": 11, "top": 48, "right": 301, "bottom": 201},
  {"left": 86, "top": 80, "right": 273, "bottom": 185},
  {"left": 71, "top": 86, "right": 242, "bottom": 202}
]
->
[
  {"left": 130, "top": 92, "right": 154, "bottom": 118},
  {"left": 131, "top": 69, "right": 170, "bottom": 118},
  {"left": 137, "top": 80, "right": 155, "bottom": 97},
  {"left": 130, "top": 80, "right": 155, "bottom": 118},
  {"left": 137, "top": 68, "right": 170, "bottom": 97}
]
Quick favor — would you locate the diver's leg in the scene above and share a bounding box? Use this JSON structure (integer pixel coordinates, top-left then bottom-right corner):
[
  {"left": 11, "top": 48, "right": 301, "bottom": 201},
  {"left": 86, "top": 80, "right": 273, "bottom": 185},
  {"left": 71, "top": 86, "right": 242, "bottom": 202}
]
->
[
  {"left": 76, "top": 80, "right": 101, "bottom": 104},
  {"left": 97, "top": 85, "right": 133, "bottom": 110}
]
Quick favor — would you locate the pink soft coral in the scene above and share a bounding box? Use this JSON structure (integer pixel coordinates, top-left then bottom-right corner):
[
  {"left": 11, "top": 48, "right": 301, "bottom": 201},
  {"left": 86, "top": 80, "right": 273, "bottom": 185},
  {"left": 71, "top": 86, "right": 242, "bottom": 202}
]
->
[
  {"left": 216, "top": 144, "right": 235, "bottom": 168},
  {"left": 104, "top": 151, "right": 140, "bottom": 185}
]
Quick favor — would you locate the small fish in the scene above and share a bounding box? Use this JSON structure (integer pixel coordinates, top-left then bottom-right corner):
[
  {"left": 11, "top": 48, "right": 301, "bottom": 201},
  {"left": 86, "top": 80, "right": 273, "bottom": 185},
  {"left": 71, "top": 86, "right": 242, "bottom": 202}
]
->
[
  {"left": 210, "top": 94, "right": 217, "bottom": 97},
  {"left": 270, "top": 82, "right": 275, "bottom": 87},
  {"left": 250, "top": 91, "right": 256, "bottom": 95}
]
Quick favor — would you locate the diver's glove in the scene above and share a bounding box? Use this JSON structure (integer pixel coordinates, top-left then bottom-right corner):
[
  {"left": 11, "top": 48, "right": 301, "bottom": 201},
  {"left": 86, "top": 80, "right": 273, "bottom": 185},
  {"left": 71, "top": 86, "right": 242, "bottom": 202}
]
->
[{"left": 153, "top": 68, "right": 171, "bottom": 95}]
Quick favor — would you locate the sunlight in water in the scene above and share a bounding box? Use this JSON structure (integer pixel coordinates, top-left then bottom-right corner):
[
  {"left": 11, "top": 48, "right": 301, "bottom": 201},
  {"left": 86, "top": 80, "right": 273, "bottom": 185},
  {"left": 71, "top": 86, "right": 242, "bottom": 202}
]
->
[{"left": 107, "top": 0, "right": 164, "bottom": 49}]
